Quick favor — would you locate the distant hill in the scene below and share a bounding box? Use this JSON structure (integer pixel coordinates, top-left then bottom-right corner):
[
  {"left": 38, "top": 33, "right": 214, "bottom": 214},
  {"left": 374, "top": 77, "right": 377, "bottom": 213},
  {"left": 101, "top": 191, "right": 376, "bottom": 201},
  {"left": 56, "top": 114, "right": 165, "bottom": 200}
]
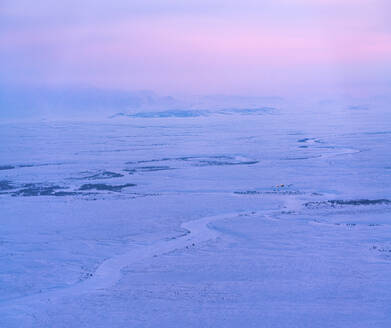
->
[
  {"left": 0, "top": 86, "right": 180, "bottom": 120},
  {"left": 0, "top": 85, "right": 287, "bottom": 121}
]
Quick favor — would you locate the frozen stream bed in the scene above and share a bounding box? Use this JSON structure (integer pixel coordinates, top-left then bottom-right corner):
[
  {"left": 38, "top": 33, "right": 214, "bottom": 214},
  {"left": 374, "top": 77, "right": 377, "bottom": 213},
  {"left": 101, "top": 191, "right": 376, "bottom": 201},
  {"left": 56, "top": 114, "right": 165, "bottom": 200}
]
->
[{"left": 0, "top": 106, "right": 391, "bottom": 327}]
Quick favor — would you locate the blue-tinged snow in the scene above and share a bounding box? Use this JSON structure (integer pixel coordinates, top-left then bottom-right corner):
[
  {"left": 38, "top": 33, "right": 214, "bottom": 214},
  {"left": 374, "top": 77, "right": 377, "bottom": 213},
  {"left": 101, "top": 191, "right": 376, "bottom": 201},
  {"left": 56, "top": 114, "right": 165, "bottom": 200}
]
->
[{"left": 0, "top": 104, "right": 391, "bottom": 327}]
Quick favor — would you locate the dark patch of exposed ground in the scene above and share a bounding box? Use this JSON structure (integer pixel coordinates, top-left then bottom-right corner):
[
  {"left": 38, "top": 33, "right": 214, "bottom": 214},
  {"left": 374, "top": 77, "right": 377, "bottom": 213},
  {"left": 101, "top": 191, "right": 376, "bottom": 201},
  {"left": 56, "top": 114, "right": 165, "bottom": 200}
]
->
[
  {"left": 124, "top": 166, "right": 174, "bottom": 174},
  {"left": 305, "top": 199, "right": 391, "bottom": 209},
  {"left": 80, "top": 171, "right": 124, "bottom": 180},
  {"left": 234, "top": 190, "right": 302, "bottom": 195},
  {"left": 78, "top": 183, "right": 136, "bottom": 192},
  {"left": 0, "top": 165, "right": 15, "bottom": 171},
  {"left": 0, "top": 180, "right": 14, "bottom": 191},
  {"left": 10, "top": 183, "right": 81, "bottom": 197},
  {"left": 126, "top": 155, "right": 259, "bottom": 169}
]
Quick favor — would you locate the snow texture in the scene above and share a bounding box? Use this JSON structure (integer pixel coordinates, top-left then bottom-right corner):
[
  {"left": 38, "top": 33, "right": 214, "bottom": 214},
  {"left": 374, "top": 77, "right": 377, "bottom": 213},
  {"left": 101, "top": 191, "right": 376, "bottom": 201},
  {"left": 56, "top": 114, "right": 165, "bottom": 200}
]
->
[{"left": 0, "top": 104, "right": 391, "bottom": 327}]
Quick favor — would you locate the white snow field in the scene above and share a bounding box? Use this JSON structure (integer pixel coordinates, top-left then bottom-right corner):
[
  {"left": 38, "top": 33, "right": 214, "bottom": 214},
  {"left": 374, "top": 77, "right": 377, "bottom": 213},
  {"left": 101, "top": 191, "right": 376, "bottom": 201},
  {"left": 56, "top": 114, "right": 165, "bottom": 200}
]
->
[{"left": 0, "top": 104, "right": 391, "bottom": 327}]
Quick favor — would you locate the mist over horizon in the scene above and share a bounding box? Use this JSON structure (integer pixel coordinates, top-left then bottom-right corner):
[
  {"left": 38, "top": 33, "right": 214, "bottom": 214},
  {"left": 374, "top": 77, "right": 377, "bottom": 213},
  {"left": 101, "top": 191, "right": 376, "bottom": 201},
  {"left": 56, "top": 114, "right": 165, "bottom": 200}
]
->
[
  {"left": 1, "top": 83, "right": 390, "bottom": 121},
  {"left": 1, "top": 0, "right": 391, "bottom": 120}
]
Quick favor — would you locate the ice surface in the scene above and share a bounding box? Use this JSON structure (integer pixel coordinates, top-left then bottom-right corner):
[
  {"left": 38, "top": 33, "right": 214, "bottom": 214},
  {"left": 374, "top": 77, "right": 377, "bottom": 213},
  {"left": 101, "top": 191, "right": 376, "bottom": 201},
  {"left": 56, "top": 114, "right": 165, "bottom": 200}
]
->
[{"left": 0, "top": 105, "right": 390, "bottom": 327}]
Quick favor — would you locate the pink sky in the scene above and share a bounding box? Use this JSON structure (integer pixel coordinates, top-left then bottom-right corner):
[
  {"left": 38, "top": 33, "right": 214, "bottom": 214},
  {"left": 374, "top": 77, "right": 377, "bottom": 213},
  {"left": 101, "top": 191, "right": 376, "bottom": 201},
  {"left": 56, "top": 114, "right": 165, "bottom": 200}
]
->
[{"left": 1, "top": 0, "right": 390, "bottom": 97}]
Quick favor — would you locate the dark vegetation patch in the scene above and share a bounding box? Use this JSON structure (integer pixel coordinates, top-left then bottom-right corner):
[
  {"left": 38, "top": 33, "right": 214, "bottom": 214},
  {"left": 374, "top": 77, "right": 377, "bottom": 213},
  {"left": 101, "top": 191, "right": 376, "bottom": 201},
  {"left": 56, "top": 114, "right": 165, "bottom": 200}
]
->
[
  {"left": 0, "top": 180, "right": 14, "bottom": 191},
  {"left": 79, "top": 183, "right": 136, "bottom": 192},
  {"left": 0, "top": 165, "right": 15, "bottom": 170},
  {"left": 85, "top": 171, "right": 124, "bottom": 179},
  {"left": 220, "top": 107, "right": 277, "bottom": 115},
  {"left": 126, "top": 155, "right": 258, "bottom": 170},
  {"left": 264, "top": 190, "right": 303, "bottom": 195},
  {"left": 53, "top": 191, "right": 82, "bottom": 196},
  {"left": 282, "top": 157, "right": 310, "bottom": 160},
  {"left": 298, "top": 138, "right": 312, "bottom": 143},
  {"left": 0, "top": 163, "right": 66, "bottom": 171},
  {"left": 10, "top": 183, "right": 85, "bottom": 197},
  {"left": 333, "top": 199, "right": 391, "bottom": 206},
  {"left": 126, "top": 159, "right": 169, "bottom": 165},
  {"left": 125, "top": 166, "right": 174, "bottom": 174},
  {"left": 372, "top": 245, "right": 391, "bottom": 253},
  {"left": 234, "top": 189, "right": 302, "bottom": 196},
  {"left": 234, "top": 191, "right": 261, "bottom": 195},
  {"left": 193, "top": 159, "right": 259, "bottom": 166},
  {"left": 281, "top": 156, "right": 321, "bottom": 160},
  {"left": 305, "top": 199, "right": 391, "bottom": 209},
  {"left": 12, "top": 184, "right": 66, "bottom": 197},
  {"left": 126, "top": 156, "right": 198, "bottom": 165},
  {"left": 3, "top": 181, "right": 138, "bottom": 197},
  {"left": 182, "top": 155, "right": 259, "bottom": 166},
  {"left": 70, "top": 171, "right": 124, "bottom": 180},
  {"left": 137, "top": 166, "right": 174, "bottom": 171},
  {"left": 297, "top": 138, "right": 322, "bottom": 143},
  {"left": 364, "top": 131, "right": 391, "bottom": 135}
]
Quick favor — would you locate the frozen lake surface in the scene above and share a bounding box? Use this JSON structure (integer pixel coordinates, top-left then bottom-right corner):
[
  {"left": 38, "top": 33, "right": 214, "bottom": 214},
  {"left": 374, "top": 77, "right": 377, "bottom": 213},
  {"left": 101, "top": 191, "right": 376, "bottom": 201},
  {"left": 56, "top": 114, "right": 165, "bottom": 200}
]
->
[{"left": 0, "top": 105, "right": 391, "bottom": 327}]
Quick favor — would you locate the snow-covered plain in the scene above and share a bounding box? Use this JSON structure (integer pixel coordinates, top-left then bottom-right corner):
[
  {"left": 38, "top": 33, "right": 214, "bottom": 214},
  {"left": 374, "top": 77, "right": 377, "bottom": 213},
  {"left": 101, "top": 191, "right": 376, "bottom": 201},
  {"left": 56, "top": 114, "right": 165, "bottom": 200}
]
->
[{"left": 0, "top": 104, "right": 391, "bottom": 327}]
